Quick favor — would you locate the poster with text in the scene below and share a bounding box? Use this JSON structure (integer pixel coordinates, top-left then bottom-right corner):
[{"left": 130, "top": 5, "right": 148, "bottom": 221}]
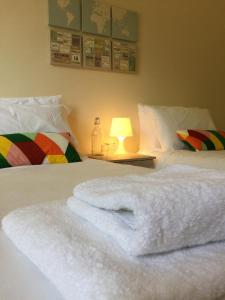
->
[
  {"left": 112, "top": 40, "right": 136, "bottom": 73},
  {"left": 83, "top": 35, "right": 111, "bottom": 70},
  {"left": 50, "top": 29, "right": 82, "bottom": 68}
]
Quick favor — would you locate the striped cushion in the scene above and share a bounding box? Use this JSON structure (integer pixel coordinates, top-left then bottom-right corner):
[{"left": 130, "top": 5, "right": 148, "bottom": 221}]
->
[
  {"left": 176, "top": 130, "right": 225, "bottom": 151},
  {"left": 0, "top": 132, "right": 81, "bottom": 169}
]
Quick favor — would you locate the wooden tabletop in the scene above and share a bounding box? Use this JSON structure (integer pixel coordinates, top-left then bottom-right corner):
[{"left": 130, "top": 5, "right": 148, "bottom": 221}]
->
[{"left": 88, "top": 153, "right": 156, "bottom": 162}]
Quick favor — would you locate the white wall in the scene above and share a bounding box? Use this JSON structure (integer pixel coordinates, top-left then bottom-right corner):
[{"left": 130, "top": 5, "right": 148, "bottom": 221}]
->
[{"left": 0, "top": 0, "right": 224, "bottom": 153}]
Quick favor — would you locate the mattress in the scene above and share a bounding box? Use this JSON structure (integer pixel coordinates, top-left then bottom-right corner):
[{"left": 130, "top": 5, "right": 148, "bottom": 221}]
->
[
  {"left": 150, "top": 150, "right": 225, "bottom": 170},
  {"left": 0, "top": 159, "right": 149, "bottom": 300}
]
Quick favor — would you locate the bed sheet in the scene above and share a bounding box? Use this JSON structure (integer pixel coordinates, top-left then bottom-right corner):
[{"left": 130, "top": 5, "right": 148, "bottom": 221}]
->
[
  {"left": 0, "top": 159, "right": 149, "bottom": 300},
  {"left": 149, "top": 150, "right": 225, "bottom": 170}
]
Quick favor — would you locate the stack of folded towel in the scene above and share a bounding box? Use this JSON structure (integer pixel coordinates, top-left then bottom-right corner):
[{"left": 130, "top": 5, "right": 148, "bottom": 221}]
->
[{"left": 68, "top": 165, "right": 225, "bottom": 256}]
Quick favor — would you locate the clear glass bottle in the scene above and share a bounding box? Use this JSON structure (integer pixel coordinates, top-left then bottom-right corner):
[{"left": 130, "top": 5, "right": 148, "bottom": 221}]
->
[{"left": 91, "top": 117, "right": 103, "bottom": 156}]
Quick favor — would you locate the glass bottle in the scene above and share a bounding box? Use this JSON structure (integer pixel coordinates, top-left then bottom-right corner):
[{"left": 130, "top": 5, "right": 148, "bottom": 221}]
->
[{"left": 91, "top": 117, "right": 103, "bottom": 156}]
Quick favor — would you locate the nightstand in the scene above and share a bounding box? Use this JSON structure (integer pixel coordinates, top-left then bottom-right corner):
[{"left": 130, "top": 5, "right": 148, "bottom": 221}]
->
[{"left": 88, "top": 154, "right": 156, "bottom": 169}]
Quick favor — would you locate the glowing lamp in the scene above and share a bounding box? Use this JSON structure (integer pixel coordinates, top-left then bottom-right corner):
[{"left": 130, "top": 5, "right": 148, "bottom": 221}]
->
[{"left": 110, "top": 118, "right": 133, "bottom": 154}]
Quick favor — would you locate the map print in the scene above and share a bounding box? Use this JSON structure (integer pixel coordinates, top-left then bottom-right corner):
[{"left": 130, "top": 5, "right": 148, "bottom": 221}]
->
[
  {"left": 112, "top": 6, "right": 138, "bottom": 42},
  {"left": 48, "top": 0, "right": 81, "bottom": 31},
  {"left": 82, "top": 0, "right": 111, "bottom": 37}
]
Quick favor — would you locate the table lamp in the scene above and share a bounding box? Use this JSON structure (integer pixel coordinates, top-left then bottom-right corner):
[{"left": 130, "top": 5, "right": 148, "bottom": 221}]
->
[{"left": 110, "top": 118, "right": 133, "bottom": 154}]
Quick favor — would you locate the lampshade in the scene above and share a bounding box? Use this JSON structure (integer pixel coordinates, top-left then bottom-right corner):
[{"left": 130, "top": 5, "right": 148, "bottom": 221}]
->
[{"left": 110, "top": 118, "right": 133, "bottom": 138}]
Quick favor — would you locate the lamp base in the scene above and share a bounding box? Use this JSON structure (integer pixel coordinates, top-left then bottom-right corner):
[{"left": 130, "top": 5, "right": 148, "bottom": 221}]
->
[{"left": 115, "top": 136, "right": 126, "bottom": 155}]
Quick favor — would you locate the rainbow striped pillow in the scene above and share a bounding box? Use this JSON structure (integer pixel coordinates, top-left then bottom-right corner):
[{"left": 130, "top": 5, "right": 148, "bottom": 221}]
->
[
  {"left": 176, "top": 130, "right": 225, "bottom": 151},
  {"left": 0, "top": 132, "right": 81, "bottom": 169}
]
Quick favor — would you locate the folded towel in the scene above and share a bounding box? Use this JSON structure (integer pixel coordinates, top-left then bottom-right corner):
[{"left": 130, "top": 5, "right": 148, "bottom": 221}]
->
[
  {"left": 4, "top": 200, "right": 225, "bottom": 300},
  {"left": 68, "top": 165, "right": 225, "bottom": 256}
]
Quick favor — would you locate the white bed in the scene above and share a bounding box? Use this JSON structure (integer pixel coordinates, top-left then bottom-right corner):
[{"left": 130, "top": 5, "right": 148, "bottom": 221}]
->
[
  {"left": 150, "top": 149, "right": 225, "bottom": 170},
  {"left": 1, "top": 159, "right": 225, "bottom": 300},
  {"left": 1, "top": 98, "right": 225, "bottom": 300},
  {"left": 0, "top": 159, "right": 149, "bottom": 300},
  {"left": 138, "top": 104, "right": 225, "bottom": 170}
]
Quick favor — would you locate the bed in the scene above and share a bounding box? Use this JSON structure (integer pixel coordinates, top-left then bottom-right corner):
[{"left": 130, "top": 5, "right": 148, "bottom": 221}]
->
[
  {"left": 2, "top": 160, "right": 225, "bottom": 300},
  {"left": 138, "top": 103, "right": 225, "bottom": 170},
  {"left": 1, "top": 97, "right": 225, "bottom": 300},
  {"left": 0, "top": 159, "right": 149, "bottom": 300},
  {"left": 149, "top": 149, "right": 225, "bottom": 170}
]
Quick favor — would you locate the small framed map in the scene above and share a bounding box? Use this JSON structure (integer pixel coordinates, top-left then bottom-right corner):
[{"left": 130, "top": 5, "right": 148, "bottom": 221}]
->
[
  {"left": 112, "top": 6, "right": 138, "bottom": 42},
  {"left": 82, "top": 0, "right": 111, "bottom": 37},
  {"left": 50, "top": 29, "right": 82, "bottom": 68},
  {"left": 83, "top": 35, "right": 111, "bottom": 70},
  {"left": 112, "top": 40, "right": 137, "bottom": 73},
  {"left": 48, "top": 0, "right": 81, "bottom": 31}
]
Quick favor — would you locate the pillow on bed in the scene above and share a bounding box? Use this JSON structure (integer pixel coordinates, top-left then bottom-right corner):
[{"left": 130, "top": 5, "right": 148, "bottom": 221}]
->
[
  {"left": 0, "top": 96, "right": 66, "bottom": 134},
  {"left": 139, "top": 105, "right": 216, "bottom": 152},
  {"left": 0, "top": 104, "right": 20, "bottom": 135},
  {"left": 0, "top": 132, "right": 81, "bottom": 169},
  {"left": 138, "top": 104, "right": 162, "bottom": 153},
  {"left": 177, "top": 130, "right": 225, "bottom": 151},
  {"left": 0, "top": 95, "right": 62, "bottom": 105},
  {"left": 13, "top": 104, "right": 71, "bottom": 133}
]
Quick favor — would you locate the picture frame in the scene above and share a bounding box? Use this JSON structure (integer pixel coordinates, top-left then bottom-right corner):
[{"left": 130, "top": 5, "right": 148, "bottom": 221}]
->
[
  {"left": 83, "top": 35, "right": 112, "bottom": 71},
  {"left": 50, "top": 28, "right": 82, "bottom": 68},
  {"left": 82, "top": 0, "right": 111, "bottom": 37},
  {"left": 112, "top": 40, "right": 137, "bottom": 73},
  {"left": 48, "top": 0, "right": 81, "bottom": 31},
  {"left": 111, "top": 6, "right": 138, "bottom": 42}
]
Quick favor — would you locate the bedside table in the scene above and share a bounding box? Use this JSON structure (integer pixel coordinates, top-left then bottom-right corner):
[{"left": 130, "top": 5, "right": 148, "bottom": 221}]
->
[{"left": 88, "top": 154, "right": 156, "bottom": 169}]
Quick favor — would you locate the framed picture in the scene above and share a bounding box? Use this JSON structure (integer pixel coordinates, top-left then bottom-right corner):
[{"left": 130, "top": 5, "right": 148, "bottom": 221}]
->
[
  {"left": 112, "top": 6, "right": 138, "bottom": 42},
  {"left": 48, "top": 0, "right": 81, "bottom": 31},
  {"left": 50, "top": 29, "right": 82, "bottom": 68},
  {"left": 82, "top": 0, "right": 111, "bottom": 37},
  {"left": 83, "top": 35, "right": 111, "bottom": 71},
  {"left": 112, "top": 40, "right": 137, "bottom": 73}
]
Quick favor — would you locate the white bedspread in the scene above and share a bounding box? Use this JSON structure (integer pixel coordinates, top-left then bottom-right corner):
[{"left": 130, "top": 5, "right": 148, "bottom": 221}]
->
[
  {"left": 68, "top": 165, "right": 225, "bottom": 256},
  {"left": 3, "top": 200, "right": 225, "bottom": 300},
  {"left": 0, "top": 160, "right": 148, "bottom": 300},
  {"left": 150, "top": 150, "right": 225, "bottom": 170}
]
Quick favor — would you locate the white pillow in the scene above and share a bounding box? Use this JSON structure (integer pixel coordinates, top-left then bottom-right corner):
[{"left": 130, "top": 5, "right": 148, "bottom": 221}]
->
[
  {"left": 14, "top": 104, "right": 71, "bottom": 133},
  {"left": 0, "top": 95, "right": 62, "bottom": 105},
  {"left": 141, "top": 105, "right": 216, "bottom": 152},
  {"left": 138, "top": 104, "right": 162, "bottom": 153},
  {"left": 0, "top": 104, "right": 19, "bottom": 134}
]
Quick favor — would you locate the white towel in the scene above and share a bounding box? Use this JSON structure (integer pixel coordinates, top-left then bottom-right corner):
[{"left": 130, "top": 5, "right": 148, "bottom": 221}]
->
[
  {"left": 3, "top": 200, "right": 225, "bottom": 300},
  {"left": 68, "top": 165, "right": 225, "bottom": 256}
]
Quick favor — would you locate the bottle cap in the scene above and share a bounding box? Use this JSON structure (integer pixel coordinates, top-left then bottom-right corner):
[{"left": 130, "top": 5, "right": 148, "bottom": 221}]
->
[{"left": 94, "top": 117, "right": 100, "bottom": 125}]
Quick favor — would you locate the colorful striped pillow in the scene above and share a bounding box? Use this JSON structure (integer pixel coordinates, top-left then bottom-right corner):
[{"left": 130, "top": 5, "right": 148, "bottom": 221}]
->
[
  {"left": 176, "top": 130, "right": 225, "bottom": 151},
  {"left": 0, "top": 132, "right": 81, "bottom": 169}
]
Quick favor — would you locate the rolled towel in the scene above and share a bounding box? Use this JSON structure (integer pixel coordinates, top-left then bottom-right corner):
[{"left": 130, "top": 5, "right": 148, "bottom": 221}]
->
[{"left": 68, "top": 165, "right": 225, "bottom": 256}]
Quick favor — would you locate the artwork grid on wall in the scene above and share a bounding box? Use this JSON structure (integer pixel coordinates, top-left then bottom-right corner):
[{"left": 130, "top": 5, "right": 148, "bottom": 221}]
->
[
  {"left": 48, "top": 0, "right": 81, "bottom": 31},
  {"left": 83, "top": 35, "right": 111, "bottom": 70},
  {"left": 112, "top": 40, "right": 137, "bottom": 73},
  {"left": 82, "top": 0, "right": 111, "bottom": 37},
  {"left": 50, "top": 28, "right": 82, "bottom": 68},
  {"left": 48, "top": 0, "right": 138, "bottom": 73}
]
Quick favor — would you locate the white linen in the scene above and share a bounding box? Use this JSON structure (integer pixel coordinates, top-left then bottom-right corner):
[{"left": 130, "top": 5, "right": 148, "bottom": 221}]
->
[
  {"left": 150, "top": 149, "right": 225, "bottom": 171},
  {"left": 0, "top": 95, "right": 63, "bottom": 134},
  {"left": 0, "top": 160, "right": 148, "bottom": 300},
  {"left": 138, "top": 104, "right": 216, "bottom": 152},
  {"left": 138, "top": 103, "right": 162, "bottom": 152},
  {"left": 3, "top": 199, "right": 225, "bottom": 300},
  {"left": 0, "top": 95, "right": 73, "bottom": 136},
  {"left": 0, "top": 104, "right": 20, "bottom": 134},
  {"left": 0, "top": 95, "right": 61, "bottom": 105},
  {"left": 13, "top": 103, "right": 71, "bottom": 133},
  {"left": 1, "top": 160, "right": 225, "bottom": 300},
  {"left": 68, "top": 165, "right": 225, "bottom": 256}
]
